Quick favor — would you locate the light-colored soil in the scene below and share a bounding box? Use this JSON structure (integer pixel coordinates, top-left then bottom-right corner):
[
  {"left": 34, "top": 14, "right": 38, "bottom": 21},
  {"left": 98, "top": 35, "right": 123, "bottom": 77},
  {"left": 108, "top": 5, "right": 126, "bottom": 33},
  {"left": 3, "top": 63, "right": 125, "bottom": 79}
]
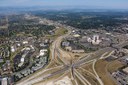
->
[{"left": 34, "top": 76, "right": 73, "bottom": 85}]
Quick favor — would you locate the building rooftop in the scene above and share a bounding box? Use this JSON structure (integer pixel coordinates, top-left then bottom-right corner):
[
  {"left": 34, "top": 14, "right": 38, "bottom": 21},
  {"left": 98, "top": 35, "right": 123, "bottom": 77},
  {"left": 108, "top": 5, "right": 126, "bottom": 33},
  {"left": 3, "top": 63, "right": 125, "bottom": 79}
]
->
[{"left": 123, "top": 67, "right": 128, "bottom": 74}]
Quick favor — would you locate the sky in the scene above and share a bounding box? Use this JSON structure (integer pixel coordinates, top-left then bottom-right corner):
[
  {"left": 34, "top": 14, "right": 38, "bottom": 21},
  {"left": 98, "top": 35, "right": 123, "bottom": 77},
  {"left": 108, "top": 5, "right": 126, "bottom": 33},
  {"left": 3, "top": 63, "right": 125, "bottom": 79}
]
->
[{"left": 0, "top": 0, "right": 128, "bottom": 9}]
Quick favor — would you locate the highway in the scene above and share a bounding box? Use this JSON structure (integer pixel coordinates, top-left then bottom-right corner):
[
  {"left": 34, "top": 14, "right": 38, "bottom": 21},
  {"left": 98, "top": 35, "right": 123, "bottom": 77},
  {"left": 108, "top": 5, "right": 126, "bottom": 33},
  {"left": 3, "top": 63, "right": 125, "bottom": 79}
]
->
[
  {"left": 92, "top": 59, "right": 104, "bottom": 85},
  {"left": 16, "top": 27, "right": 72, "bottom": 85},
  {"left": 16, "top": 28, "right": 112, "bottom": 85},
  {"left": 22, "top": 66, "right": 70, "bottom": 85},
  {"left": 16, "top": 19, "right": 128, "bottom": 85}
]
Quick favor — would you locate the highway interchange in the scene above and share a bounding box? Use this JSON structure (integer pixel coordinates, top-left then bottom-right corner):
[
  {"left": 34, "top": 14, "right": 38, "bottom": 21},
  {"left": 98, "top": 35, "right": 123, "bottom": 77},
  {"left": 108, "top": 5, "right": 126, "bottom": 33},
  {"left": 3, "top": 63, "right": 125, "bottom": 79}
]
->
[{"left": 16, "top": 25, "right": 128, "bottom": 85}]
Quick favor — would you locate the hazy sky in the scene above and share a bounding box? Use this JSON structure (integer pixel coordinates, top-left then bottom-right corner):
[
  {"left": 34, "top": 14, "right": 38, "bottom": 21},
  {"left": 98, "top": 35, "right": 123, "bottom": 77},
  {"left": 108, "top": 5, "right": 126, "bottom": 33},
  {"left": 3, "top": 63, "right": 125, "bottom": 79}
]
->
[{"left": 0, "top": 0, "right": 128, "bottom": 9}]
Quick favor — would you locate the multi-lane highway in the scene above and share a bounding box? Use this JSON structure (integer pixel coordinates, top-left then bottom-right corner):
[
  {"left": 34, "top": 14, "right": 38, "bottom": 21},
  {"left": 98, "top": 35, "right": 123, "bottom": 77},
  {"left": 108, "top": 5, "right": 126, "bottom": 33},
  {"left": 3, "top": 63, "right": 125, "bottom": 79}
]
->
[
  {"left": 16, "top": 23, "right": 128, "bottom": 85},
  {"left": 16, "top": 28, "right": 93, "bottom": 85}
]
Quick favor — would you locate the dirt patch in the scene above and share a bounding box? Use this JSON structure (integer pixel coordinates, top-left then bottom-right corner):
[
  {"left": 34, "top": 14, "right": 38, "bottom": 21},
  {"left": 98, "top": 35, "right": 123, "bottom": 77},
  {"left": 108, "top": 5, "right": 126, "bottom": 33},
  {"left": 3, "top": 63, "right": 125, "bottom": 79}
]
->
[{"left": 34, "top": 76, "right": 73, "bottom": 85}]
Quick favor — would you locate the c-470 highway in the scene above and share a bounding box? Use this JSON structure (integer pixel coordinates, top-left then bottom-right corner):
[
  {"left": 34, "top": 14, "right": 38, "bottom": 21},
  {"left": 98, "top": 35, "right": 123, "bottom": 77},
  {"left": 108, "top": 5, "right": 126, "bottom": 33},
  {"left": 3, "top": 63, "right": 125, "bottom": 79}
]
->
[{"left": 16, "top": 25, "right": 127, "bottom": 85}]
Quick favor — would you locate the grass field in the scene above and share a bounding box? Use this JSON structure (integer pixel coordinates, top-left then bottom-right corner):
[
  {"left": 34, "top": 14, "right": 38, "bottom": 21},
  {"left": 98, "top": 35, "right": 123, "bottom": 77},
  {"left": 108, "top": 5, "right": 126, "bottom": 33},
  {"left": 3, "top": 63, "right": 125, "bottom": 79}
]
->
[
  {"left": 107, "top": 60, "right": 124, "bottom": 73},
  {"left": 95, "top": 59, "right": 124, "bottom": 85},
  {"left": 46, "top": 28, "right": 67, "bottom": 39},
  {"left": 77, "top": 68, "right": 100, "bottom": 85},
  {"left": 81, "top": 63, "right": 95, "bottom": 75}
]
